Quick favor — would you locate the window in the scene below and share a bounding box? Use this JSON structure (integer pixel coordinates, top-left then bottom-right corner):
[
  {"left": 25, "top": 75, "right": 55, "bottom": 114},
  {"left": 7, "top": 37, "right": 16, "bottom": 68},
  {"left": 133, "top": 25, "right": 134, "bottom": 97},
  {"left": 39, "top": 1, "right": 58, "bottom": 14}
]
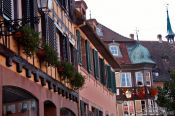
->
[
  {"left": 148, "top": 99, "right": 155, "bottom": 114},
  {"left": 145, "top": 72, "right": 151, "bottom": 86},
  {"left": 141, "top": 100, "right": 146, "bottom": 114},
  {"left": 92, "top": 107, "right": 102, "bottom": 116},
  {"left": 109, "top": 45, "right": 119, "bottom": 56},
  {"left": 123, "top": 101, "right": 135, "bottom": 116},
  {"left": 135, "top": 72, "right": 144, "bottom": 86},
  {"left": 96, "top": 25, "right": 103, "bottom": 37},
  {"left": 120, "top": 73, "right": 132, "bottom": 87},
  {"left": 80, "top": 101, "right": 88, "bottom": 116}
]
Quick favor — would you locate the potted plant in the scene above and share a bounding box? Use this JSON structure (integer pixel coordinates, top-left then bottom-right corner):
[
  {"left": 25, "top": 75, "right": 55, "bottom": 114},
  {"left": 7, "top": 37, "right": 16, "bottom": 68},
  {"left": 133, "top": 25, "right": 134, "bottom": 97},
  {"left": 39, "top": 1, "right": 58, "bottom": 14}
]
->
[
  {"left": 150, "top": 87, "right": 158, "bottom": 97},
  {"left": 136, "top": 87, "right": 145, "bottom": 98},
  {"left": 58, "top": 62, "right": 74, "bottom": 80},
  {"left": 70, "top": 72, "right": 85, "bottom": 90},
  {"left": 16, "top": 25, "right": 40, "bottom": 56},
  {"left": 37, "top": 44, "right": 59, "bottom": 66}
]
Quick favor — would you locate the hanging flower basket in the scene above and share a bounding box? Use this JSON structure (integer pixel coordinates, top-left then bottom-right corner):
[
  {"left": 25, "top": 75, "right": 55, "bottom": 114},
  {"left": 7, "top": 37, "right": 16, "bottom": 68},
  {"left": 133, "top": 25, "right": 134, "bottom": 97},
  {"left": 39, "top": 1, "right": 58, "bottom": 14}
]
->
[
  {"left": 14, "top": 31, "right": 22, "bottom": 38},
  {"left": 15, "top": 25, "right": 40, "bottom": 56},
  {"left": 136, "top": 87, "right": 145, "bottom": 98},
  {"left": 150, "top": 87, "right": 158, "bottom": 97},
  {"left": 58, "top": 62, "right": 74, "bottom": 80},
  {"left": 37, "top": 44, "right": 59, "bottom": 66},
  {"left": 36, "top": 48, "right": 46, "bottom": 61},
  {"left": 57, "top": 66, "right": 64, "bottom": 73},
  {"left": 70, "top": 72, "right": 85, "bottom": 90}
]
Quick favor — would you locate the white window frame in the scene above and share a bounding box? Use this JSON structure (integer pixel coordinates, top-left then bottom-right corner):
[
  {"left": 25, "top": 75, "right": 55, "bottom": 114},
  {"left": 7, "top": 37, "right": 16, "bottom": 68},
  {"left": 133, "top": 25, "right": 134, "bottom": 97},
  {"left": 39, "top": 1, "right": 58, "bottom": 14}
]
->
[
  {"left": 122, "top": 101, "right": 135, "bottom": 116},
  {"left": 135, "top": 71, "right": 144, "bottom": 86},
  {"left": 120, "top": 72, "right": 132, "bottom": 87},
  {"left": 109, "top": 45, "right": 119, "bottom": 56},
  {"left": 141, "top": 100, "right": 147, "bottom": 114},
  {"left": 145, "top": 72, "right": 151, "bottom": 86}
]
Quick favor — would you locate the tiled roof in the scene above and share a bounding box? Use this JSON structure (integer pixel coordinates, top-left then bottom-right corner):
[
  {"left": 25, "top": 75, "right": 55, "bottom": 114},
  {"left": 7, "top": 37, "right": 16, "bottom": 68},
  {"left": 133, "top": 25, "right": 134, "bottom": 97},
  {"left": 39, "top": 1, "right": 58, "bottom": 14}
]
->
[
  {"left": 98, "top": 23, "right": 154, "bottom": 65},
  {"left": 98, "top": 23, "right": 135, "bottom": 42},
  {"left": 80, "top": 22, "right": 121, "bottom": 70},
  {"left": 140, "top": 41, "right": 175, "bottom": 82}
]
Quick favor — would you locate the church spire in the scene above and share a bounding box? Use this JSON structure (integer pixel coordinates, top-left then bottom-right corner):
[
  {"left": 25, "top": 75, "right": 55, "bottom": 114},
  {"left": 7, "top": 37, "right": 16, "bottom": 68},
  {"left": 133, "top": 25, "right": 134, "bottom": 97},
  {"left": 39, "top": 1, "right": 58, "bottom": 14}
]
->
[{"left": 166, "top": 5, "right": 174, "bottom": 43}]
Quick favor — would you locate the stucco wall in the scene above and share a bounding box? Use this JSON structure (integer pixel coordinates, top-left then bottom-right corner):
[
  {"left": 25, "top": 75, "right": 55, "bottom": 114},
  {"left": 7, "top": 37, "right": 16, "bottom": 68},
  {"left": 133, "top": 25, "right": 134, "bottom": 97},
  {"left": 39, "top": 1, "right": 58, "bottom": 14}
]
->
[
  {"left": 0, "top": 65, "right": 78, "bottom": 116},
  {"left": 79, "top": 66, "right": 117, "bottom": 115}
]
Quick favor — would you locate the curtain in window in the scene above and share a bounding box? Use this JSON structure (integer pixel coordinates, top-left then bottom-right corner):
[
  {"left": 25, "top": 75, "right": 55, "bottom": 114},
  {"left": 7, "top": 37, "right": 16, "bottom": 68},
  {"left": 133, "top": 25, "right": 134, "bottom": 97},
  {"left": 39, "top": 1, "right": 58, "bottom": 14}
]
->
[
  {"left": 85, "top": 40, "right": 91, "bottom": 73},
  {"left": 121, "top": 73, "right": 126, "bottom": 86},
  {"left": 136, "top": 72, "right": 143, "bottom": 85},
  {"left": 126, "top": 75, "right": 131, "bottom": 86},
  {"left": 121, "top": 73, "right": 131, "bottom": 87}
]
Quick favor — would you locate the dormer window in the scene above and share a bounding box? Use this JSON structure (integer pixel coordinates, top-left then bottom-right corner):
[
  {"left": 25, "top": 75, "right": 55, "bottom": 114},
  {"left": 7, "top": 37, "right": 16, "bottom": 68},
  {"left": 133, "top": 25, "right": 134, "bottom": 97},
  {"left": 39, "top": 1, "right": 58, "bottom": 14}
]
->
[
  {"left": 154, "top": 72, "right": 159, "bottom": 76},
  {"left": 153, "top": 68, "right": 159, "bottom": 77},
  {"left": 96, "top": 25, "right": 103, "bottom": 37},
  {"left": 109, "top": 45, "right": 119, "bottom": 56}
]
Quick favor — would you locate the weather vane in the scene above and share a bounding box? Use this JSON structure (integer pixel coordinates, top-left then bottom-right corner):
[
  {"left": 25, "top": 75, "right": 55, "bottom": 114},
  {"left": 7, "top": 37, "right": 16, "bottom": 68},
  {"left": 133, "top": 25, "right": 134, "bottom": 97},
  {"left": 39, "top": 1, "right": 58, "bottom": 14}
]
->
[
  {"left": 166, "top": 4, "right": 169, "bottom": 11},
  {"left": 135, "top": 28, "right": 139, "bottom": 41}
]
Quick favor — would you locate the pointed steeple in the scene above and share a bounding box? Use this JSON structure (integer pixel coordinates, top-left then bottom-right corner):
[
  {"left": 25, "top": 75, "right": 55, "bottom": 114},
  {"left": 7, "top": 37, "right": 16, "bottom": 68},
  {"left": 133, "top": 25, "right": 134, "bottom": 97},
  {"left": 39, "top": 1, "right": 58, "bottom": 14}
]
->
[{"left": 166, "top": 6, "right": 174, "bottom": 43}]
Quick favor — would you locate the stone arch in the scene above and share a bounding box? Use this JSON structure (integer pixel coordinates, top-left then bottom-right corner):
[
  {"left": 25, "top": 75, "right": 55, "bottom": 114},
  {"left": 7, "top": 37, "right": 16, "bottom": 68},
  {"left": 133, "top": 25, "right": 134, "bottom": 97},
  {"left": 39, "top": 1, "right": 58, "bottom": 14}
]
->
[
  {"left": 60, "top": 107, "right": 76, "bottom": 116},
  {"left": 44, "top": 100, "right": 57, "bottom": 116}
]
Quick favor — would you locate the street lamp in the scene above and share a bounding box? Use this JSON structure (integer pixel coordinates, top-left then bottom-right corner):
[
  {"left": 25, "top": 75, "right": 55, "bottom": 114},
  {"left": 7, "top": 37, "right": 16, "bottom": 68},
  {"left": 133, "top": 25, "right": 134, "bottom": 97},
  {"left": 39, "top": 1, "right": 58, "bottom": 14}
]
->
[
  {"left": 37, "top": 0, "right": 53, "bottom": 12},
  {"left": 125, "top": 90, "right": 132, "bottom": 99}
]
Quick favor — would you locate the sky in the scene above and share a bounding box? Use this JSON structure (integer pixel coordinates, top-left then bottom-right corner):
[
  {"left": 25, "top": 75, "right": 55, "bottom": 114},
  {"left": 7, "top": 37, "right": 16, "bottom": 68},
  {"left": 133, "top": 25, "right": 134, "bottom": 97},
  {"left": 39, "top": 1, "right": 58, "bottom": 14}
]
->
[{"left": 84, "top": 0, "right": 175, "bottom": 41}]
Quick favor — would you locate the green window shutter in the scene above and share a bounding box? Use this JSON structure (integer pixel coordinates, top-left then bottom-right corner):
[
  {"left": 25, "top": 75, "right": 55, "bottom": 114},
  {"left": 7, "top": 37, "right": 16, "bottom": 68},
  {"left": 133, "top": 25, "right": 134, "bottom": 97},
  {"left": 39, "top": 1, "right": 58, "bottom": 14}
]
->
[
  {"left": 99, "top": 58, "right": 105, "bottom": 85},
  {"left": 76, "top": 30, "right": 82, "bottom": 64},
  {"left": 2, "top": 0, "right": 12, "bottom": 19},
  {"left": 107, "top": 65, "right": 112, "bottom": 89},
  {"left": 85, "top": 40, "right": 91, "bottom": 73},
  {"left": 111, "top": 71, "right": 116, "bottom": 93},
  {"left": 93, "top": 49, "right": 99, "bottom": 79},
  {"left": 104, "top": 65, "right": 107, "bottom": 86},
  {"left": 80, "top": 100, "right": 84, "bottom": 116},
  {"left": 48, "top": 17, "right": 57, "bottom": 51}
]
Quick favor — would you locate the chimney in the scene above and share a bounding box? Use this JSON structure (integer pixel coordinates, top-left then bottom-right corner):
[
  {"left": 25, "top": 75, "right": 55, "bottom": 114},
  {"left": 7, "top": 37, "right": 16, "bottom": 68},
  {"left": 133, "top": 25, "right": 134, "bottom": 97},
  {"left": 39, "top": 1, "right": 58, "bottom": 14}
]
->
[
  {"left": 87, "top": 19, "right": 97, "bottom": 31},
  {"left": 157, "top": 34, "right": 162, "bottom": 43},
  {"left": 130, "top": 34, "right": 134, "bottom": 39}
]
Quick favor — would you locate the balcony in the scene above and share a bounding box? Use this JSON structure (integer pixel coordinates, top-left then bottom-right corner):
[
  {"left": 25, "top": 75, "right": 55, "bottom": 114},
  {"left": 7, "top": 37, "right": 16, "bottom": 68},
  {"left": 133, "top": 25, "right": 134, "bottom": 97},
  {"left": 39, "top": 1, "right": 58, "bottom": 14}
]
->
[{"left": 116, "top": 86, "right": 157, "bottom": 101}]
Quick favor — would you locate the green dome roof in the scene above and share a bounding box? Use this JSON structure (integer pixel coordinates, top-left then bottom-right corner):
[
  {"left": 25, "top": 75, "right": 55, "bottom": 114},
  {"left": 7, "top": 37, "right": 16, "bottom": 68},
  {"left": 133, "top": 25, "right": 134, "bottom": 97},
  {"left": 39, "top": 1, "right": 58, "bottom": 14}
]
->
[{"left": 128, "top": 44, "right": 155, "bottom": 64}]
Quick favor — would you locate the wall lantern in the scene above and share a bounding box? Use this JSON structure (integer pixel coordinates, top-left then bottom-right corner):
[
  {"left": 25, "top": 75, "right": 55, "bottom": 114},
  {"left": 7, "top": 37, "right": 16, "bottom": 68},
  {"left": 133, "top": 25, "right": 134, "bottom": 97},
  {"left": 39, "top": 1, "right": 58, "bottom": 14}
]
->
[
  {"left": 37, "top": 0, "right": 53, "bottom": 12},
  {"left": 125, "top": 90, "right": 132, "bottom": 99}
]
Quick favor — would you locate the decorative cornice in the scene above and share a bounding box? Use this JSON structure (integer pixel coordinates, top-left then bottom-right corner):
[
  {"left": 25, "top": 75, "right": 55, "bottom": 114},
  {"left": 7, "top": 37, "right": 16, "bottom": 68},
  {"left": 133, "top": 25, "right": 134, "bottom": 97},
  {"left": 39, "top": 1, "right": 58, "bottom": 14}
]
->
[{"left": 0, "top": 44, "right": 78, "bottom": 103}]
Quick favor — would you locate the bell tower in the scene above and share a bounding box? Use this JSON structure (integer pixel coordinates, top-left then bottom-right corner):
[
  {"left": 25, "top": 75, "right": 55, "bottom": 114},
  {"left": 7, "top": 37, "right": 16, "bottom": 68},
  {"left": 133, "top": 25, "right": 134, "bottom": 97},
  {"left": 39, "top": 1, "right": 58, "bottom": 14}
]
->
[{"left": 166, "top": 5, "right": 174, "bottom": 43}]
